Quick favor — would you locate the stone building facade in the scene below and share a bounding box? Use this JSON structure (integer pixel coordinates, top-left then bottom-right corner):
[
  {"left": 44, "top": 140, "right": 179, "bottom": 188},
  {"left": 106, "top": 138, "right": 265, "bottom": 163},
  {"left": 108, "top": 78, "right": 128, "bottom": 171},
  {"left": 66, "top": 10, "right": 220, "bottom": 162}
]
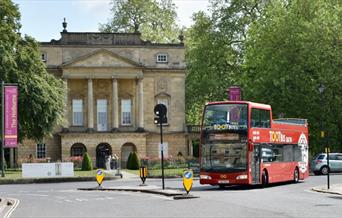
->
[{"left": 16, "top": 30, "right": 189, "bottom": 168}]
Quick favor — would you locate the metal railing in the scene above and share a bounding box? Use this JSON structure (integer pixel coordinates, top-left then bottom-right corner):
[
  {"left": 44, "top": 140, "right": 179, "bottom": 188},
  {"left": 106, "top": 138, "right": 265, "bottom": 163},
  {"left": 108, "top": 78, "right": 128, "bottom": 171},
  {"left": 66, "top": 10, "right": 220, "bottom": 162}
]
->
[{"left": 186, "top": 125, "right": 201, "bottom": 133}]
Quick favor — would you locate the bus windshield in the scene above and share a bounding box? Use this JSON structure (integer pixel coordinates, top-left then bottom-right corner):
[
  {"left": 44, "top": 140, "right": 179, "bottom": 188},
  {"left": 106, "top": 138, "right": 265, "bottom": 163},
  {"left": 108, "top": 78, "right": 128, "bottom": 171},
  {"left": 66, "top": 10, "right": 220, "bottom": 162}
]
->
[
  {"left": 201, "top": 143, "right": 247, "bottom": 172},
  {"left": 203, "top": 104, "right": 248, "bottom": 131}
]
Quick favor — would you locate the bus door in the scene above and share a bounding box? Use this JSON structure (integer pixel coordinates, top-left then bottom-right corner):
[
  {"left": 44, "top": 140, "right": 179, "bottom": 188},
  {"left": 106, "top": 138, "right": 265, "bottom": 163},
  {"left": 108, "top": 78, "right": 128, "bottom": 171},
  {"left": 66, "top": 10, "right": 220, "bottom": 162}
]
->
[{"left": 251, "top": 144, "right": 261, "bottom": 184}]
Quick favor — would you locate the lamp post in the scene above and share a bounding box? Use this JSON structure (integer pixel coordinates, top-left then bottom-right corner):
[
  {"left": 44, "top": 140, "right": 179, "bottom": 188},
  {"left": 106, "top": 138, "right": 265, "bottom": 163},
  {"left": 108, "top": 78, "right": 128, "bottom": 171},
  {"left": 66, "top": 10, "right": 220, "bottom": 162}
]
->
[{"left": 319, "top": 83, "right": 329, "bottom": 189}]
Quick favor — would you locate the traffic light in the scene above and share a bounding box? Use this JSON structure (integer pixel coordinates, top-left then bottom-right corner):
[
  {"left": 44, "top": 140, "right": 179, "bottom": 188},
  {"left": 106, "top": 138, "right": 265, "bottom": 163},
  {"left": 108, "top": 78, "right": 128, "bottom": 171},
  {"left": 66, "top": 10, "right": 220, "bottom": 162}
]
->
[
  {"left": 154, "top": 116, "right": 167, "bottom": 124},
  {"left": 154, "top": 104, "right": 168, "bottom": 124}
]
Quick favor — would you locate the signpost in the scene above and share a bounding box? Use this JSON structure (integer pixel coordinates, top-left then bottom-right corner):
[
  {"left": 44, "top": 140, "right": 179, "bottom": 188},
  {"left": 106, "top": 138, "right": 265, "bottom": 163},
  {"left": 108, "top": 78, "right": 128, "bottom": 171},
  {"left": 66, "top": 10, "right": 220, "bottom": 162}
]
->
[
  {"left": 96, "top": 169, "right": 104, "bottom": 188},
  {"left": 183, "top": 169, "right": 193, "bottom": 194},
  {"left": 1, "top": 82, "right": 18, "bottom": 177},
  {"left": 173, "top": 169, "right": 199, "bottom": 199},
  {"left": 154, "top": 104, "right": 167, "bottom": 190}
]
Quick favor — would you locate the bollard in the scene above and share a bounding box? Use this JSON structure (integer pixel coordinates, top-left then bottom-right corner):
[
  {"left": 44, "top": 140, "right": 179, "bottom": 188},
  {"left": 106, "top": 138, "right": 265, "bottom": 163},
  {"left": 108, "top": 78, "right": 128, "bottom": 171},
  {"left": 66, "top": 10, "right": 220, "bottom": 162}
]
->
[{"left": 139, "top": 166, "right": 148, "bottom": 186}]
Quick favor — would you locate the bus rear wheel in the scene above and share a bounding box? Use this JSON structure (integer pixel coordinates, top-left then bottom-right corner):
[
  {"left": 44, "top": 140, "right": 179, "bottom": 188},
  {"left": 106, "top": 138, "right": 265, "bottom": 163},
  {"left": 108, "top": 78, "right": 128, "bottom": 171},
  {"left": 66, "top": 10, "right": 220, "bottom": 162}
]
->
[
  {"left": 293, "top": 168, "right": 299, "bottom": 183},
  {"left": 261, "top": 170, "right": 268, "bottom": 188}
]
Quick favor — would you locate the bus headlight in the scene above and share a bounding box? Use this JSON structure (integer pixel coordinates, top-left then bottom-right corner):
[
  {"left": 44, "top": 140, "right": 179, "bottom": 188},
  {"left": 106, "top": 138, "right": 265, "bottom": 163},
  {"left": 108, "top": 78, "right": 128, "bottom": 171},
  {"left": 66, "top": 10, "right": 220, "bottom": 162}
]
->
[
  {"left": 200, "top": 174, "right": 212, "bottom": 180},
  {"left": 236, "top": 175, "right": 247, "bottom": 180}
]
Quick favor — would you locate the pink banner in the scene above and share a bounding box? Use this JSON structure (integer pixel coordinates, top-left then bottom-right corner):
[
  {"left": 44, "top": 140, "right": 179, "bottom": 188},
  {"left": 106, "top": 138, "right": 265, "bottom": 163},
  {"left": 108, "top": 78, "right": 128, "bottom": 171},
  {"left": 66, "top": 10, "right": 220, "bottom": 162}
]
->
[
  {"left": 4, "top": 86, "right": 18, "bottom": 148},
  {"left": 228, "top": 86, "right": 241, "bottom": 101}
]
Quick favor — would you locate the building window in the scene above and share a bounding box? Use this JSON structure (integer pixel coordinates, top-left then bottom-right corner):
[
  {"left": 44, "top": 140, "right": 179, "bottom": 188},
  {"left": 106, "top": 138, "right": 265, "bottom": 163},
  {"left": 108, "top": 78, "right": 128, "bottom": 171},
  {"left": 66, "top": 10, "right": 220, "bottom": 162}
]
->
[
  {"left": 156, "top": 53, "right": 168, "bottom": 63},
  {"left": 72, "top": 99, "right": 83, "bottom": 126},
  {"left": 36, "top": 143, "right": 46, "bottom": 159},
  {"left": 97, "top": 99, "right": 108, "bottom": 131},
  {"left": 121, "top": 99, "right": 131, "bottom": 125},
  {"left": 41, "top": 53, "right": 47, "bottom": 63},
  {"left": 71, "top": 143, "right": 87, "bottom": 157}
]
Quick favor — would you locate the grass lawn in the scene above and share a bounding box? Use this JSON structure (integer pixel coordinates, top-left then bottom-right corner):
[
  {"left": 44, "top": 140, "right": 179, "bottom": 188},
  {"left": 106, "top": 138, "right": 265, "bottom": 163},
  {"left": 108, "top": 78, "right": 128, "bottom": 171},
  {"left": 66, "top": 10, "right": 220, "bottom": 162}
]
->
[
  {"left": 0, "top": 169, "right": 22, "bottom": 180},
  {"left": 0, "top": 168, "right": 187, "bottom": 180},
  {"left": 0, "top": 169, "right": 115, "bottom": 180},
  {"left": 123, "top": 168, "right": 185, "bottom": 177}
]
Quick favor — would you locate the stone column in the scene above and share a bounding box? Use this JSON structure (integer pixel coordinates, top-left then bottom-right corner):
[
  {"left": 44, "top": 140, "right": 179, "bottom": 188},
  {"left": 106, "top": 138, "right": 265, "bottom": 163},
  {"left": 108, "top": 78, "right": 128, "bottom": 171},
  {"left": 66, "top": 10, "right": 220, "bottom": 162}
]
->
[
  {"left": 63, "top": 77, "right": 69, "bottom": 128},
  {"left": 87, "top": 78, "right": 94, "bottom": 131},
  {"left": 9, "top": 148, "right": 15, "bottom": 168},
  {"left": 112, "top": 77, "right": 119, "bottom": 131},
  {"left": 137, "top": 77, "right": 144, "bottom": 130}
]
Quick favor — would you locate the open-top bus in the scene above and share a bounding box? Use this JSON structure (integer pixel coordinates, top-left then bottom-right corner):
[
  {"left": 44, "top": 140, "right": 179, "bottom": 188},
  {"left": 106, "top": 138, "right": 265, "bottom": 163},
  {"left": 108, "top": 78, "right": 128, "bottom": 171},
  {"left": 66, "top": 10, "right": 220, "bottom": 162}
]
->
[{"left": 199, "top": 101, "right": 309, "bottom": 187}]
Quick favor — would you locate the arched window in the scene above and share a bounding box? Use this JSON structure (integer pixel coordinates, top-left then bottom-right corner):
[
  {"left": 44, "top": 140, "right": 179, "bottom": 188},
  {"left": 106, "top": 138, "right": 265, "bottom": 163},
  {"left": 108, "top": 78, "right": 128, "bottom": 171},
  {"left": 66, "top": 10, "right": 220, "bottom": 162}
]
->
[{"left": 71, "top": 143, "right": 87, "bottom": 157}]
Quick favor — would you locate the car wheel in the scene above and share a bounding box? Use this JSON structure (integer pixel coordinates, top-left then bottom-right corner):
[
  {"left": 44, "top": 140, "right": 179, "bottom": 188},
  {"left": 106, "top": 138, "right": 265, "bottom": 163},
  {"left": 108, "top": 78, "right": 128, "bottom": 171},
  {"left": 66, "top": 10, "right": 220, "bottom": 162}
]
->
[
  {"left": 262, "top": 170, "right": 268, "bottom": 188},
  {"left": 293, "top": 168, "right": 299, "bottom": 183},
  {"left": 320, "top": 166, "right": 329, "bottom": 175}
]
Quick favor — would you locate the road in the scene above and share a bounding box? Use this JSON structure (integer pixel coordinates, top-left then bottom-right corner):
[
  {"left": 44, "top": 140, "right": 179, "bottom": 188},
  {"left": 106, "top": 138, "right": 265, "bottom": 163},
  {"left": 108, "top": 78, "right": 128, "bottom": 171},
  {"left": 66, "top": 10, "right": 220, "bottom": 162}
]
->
[{"left": 1, "top": 174, "right": 342, "bottom": 218}]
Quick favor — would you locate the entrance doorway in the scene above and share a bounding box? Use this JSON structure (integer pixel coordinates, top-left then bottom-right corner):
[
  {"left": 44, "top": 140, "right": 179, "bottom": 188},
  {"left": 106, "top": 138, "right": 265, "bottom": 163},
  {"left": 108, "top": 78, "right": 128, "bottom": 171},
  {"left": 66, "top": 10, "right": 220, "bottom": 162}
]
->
[
  {"left": 121, "top": 143, "right": 137, "bottom": 169},
  {"left": 96, "top": 143, "right": 112, "bottom": 169}
]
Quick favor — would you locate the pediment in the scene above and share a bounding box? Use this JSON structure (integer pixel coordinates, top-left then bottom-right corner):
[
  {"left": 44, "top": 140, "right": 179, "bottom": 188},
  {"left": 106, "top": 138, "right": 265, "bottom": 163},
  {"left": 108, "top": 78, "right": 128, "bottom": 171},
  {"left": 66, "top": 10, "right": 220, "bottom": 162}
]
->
[{"left": 62, "top": 49, "right": 141, "bottom": 68}]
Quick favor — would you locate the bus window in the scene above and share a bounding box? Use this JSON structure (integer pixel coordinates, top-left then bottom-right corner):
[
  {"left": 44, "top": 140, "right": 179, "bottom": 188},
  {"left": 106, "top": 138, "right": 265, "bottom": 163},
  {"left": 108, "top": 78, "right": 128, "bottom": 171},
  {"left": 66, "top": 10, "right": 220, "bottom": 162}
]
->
[{"left": 251, "top": 109, "right": 270, "bottom": 128}]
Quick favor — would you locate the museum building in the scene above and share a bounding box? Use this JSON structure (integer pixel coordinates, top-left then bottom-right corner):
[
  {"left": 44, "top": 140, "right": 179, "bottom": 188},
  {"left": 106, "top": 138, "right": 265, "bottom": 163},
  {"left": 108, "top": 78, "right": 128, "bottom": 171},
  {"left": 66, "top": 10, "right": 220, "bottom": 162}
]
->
[{"left": 16, "top": 24, "right": 188, "bottom": 168}]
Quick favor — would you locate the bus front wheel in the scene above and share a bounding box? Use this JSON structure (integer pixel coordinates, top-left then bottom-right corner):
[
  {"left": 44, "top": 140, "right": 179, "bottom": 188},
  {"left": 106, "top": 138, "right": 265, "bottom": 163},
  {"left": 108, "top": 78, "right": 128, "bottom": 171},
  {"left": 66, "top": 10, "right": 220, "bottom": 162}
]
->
[
  {"left": 261, "top": 170, "right": 268, "bottom": 187},
  {"left": 293, "top": 168, "right": 299, "bottom": 183}
]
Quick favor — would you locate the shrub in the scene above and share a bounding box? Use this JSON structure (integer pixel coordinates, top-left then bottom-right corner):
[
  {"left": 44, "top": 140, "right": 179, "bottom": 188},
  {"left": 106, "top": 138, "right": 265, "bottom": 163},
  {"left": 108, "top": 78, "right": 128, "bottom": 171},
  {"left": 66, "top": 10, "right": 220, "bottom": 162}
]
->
[
  {"left": 64, "top": 156, "right": 83, "bottom": 169},
  {"left": 81, "top": 152, "right": 93, "bottom": 171},
  {"left": 127, "top": 152, "right": 140, "bottom": 170},
  {"left": 126, "top": 152, "right": 132, "bottom": 169}
]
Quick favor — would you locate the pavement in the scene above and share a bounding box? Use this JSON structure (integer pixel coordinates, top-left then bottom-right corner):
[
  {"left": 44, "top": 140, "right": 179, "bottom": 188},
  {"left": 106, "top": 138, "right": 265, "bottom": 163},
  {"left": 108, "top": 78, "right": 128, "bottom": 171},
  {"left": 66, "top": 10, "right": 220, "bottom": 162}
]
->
[{"left": 312, "top": 184, "right": 342, "bottom": 195}]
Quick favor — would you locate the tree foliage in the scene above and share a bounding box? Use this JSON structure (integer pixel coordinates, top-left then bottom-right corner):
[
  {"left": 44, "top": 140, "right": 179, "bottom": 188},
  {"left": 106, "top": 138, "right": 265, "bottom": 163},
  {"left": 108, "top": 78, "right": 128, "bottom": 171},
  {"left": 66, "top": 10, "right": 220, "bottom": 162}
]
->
[
  {"left": 99, "top": 0, "right": 180, "bottom": 43},
  {"left": 127, "top": 152, "right": 140, "bottom": 170},
  {"left": 243, "top": 0, "right": 342, "bottom": 153},
  {"left": 186, "top": 0, "right": 342, "bottom": 153},
  {"left": 81, "top": 152, "right": 93, "bottom": 171},
  {"left": 185, "top": 0, "right": 268, "bottom": 124},
  {"left": 0, "top": 0, "right": 65, "bottom": 142}
]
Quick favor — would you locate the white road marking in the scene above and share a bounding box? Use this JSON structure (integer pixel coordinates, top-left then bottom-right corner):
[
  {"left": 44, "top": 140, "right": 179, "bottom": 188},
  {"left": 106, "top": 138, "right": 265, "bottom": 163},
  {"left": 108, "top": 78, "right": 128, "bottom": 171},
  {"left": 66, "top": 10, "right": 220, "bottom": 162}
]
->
[{"left": 4, "top": 198, "right": 20, "bottom": 218}]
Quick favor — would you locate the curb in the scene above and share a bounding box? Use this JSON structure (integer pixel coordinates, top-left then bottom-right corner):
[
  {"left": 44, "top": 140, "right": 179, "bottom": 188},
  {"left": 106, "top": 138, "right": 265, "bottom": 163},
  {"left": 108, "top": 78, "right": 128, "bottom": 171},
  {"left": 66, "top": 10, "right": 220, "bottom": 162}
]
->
[
  {"left": 78, "top": 187, "right": 184, "bottom": 197},
  {"left": 0, "top": 176, "right": 120, "bottom": 185},
  {"left": 311, "top": 187, "right": 342, "bottom": 196}
]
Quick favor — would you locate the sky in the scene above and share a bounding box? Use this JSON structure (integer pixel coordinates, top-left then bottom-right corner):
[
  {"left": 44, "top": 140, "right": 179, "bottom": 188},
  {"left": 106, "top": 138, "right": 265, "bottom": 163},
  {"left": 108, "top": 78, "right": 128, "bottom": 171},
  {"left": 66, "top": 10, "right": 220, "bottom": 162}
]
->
[{"left": 12, "top": 0, "right": 210, "bottom": 42}]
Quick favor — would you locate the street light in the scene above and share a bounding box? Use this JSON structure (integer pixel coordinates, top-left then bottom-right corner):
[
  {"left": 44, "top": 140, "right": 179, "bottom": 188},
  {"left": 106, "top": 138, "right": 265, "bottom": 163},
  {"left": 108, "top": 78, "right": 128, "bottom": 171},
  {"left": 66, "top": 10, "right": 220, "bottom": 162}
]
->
[{"left": 319, "top": 83, "right": 330, "bottom": 189}]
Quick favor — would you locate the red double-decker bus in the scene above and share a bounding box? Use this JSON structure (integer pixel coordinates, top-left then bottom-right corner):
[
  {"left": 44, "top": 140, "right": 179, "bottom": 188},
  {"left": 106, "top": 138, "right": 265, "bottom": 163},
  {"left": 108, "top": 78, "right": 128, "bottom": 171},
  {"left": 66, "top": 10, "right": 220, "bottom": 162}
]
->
[{"left": 199, "top": 101, "right": 309, "bottom": 187}]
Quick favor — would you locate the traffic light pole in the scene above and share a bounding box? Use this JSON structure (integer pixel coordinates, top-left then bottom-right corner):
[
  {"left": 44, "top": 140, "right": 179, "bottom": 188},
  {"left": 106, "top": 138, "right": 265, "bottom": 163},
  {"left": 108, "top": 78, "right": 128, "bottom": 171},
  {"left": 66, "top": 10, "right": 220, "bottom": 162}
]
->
[{"left": 160, "top": 115, "right": 165, "bottom": 190}]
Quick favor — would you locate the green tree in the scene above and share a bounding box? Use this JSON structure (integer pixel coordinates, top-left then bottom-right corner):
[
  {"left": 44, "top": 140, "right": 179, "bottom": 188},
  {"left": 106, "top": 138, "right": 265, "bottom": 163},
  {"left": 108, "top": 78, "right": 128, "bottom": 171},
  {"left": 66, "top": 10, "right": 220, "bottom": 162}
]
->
[
  {"left": 127, "top": 152, "right": 140, "bottom": 170},
  {"left": 243, "top": 0, "right": 342, "bottom": 153},
  {"left": 0, "top": 0, "right": 65, "bottom": 142},
  {"left": 99, "top": 0, "right": 180, "bottom": 43},
  {"left": 126, "top": 152, "right": 132, "bottom": 169},
  {"left": 185, "top": 0, "right": 268, "bottom": 124},
  {"left": 81, "top": 153, "right": 93, "bottom": 171}
]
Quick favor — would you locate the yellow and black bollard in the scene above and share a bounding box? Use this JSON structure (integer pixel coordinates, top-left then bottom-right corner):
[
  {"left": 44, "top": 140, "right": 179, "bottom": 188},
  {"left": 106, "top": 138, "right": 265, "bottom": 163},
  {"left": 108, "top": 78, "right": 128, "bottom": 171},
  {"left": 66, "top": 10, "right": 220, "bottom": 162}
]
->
[
  {"left": 139, "top": 166, "right": 148, "bottom": 186},
  {"left": 96, "top": 169, "right": 104, "bottom": 189},
  {"left": 173, "top": 169, "right": 199, "bottom": 199}
]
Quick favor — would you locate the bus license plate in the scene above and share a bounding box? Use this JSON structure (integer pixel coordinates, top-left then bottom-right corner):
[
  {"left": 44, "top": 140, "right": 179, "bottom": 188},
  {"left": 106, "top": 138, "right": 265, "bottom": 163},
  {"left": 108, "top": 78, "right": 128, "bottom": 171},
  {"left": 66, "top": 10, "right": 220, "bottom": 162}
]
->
[{"left": 218, "top": 180, "right": 229, "bottom": 184}]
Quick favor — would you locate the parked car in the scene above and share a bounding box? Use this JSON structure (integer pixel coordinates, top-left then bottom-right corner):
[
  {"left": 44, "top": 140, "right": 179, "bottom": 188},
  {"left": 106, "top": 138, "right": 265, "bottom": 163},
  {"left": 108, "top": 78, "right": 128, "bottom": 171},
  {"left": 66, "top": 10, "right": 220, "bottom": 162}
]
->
[{"left": 311, "top": 153, "right": 342, "bottom": 175}]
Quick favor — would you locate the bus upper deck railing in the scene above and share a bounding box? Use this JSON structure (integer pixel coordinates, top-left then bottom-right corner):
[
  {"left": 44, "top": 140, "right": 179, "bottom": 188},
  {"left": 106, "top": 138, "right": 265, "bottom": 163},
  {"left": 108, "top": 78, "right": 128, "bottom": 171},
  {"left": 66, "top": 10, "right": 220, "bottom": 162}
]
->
[{"left": 273, "top": 118, "right": 308, "bottom": 125}]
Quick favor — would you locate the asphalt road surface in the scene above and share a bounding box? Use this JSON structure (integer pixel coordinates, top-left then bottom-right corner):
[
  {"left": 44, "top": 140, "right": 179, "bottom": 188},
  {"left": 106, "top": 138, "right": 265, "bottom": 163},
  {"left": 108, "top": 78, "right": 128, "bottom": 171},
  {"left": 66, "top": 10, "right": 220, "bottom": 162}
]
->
[{"left": 1, "top": 174, "right": 342, "bottom": 218}]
